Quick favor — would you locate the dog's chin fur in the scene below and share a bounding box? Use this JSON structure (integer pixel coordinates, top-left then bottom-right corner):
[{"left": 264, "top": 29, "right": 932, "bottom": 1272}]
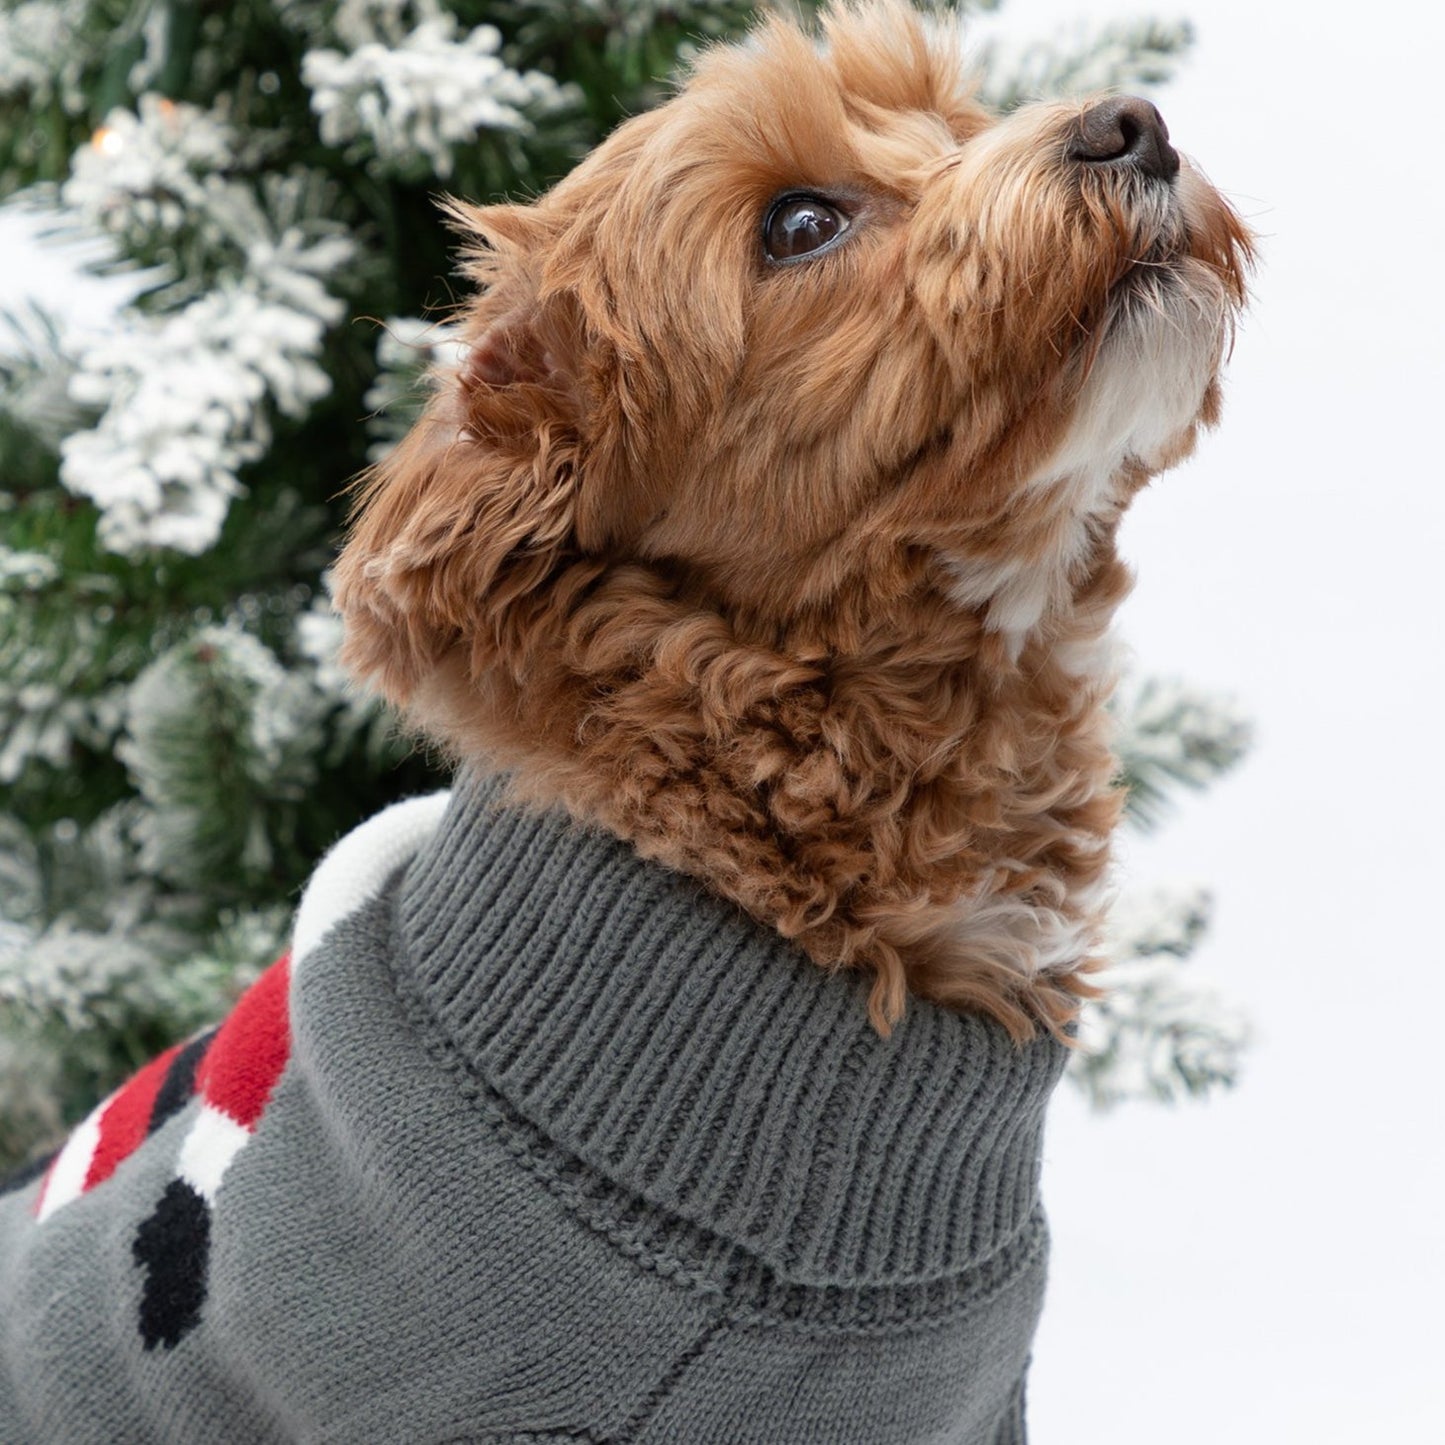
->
[{"left": 332, "top": 0, "right": 1253, "bottom": 1041}]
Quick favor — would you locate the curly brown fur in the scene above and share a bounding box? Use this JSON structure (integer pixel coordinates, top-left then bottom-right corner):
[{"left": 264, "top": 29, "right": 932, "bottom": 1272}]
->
[{"left": 333, "top": 0, "right": 1252, "bottom": 1040}]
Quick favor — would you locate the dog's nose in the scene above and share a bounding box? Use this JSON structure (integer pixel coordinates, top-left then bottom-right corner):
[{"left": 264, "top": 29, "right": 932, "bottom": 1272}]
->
[{"left": 1070, "top": 97, "right": 1180, "bottom": 181}]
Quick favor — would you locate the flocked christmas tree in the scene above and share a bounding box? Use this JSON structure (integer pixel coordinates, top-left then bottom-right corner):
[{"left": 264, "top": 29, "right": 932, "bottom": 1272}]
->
[{"left": 0, "top": 0, "right": 1248, "bottom": 1171}]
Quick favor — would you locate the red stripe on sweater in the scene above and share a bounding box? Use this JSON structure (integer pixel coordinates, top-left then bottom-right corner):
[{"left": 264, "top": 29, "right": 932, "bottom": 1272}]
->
[
  {"left": 82, "top": 1040, "right": 186, "bottom": 1194},
  {"left": 195, "top": 954, "right": 292, "bottom": 1130}
]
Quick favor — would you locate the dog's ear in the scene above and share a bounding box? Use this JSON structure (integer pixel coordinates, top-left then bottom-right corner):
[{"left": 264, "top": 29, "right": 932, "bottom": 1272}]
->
[{"left": 333, "top": 203, "right": 588, "bottom": 706}]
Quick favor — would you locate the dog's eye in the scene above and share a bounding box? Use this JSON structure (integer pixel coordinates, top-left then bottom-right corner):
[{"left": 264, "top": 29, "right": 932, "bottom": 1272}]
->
[{"left": 763, "top": 194, "right": 850, "bottom": 262}]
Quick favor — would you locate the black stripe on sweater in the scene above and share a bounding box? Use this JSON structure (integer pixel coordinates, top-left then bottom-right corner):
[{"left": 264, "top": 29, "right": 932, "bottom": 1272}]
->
[
  {"left": 147, "top": 1028, "right": 218, "bottom": 1137},
  {"left": 133, "top": 1176, "right": 212, "bottom": 1351}
]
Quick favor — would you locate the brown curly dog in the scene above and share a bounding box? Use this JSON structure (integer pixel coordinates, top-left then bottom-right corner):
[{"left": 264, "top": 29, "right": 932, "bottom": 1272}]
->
[{"left": 334, "top": 0, "right": 1252, "bottom": 1041}]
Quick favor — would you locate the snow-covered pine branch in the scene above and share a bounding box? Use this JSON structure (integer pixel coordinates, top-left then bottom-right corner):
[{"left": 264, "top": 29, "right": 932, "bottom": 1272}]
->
[
  {"left": 1115, "top": 676, "right": 1253, "bottom": 832},
  {"left": 117, "top": 626, "right": 330, "bottom": 887},
  {"left": 1067, "top": 675, "right": 1255, "bottom": 1108},
  {"left": 975, "top": 18, "right": 1194, "bottom": 111},
  {"left": 301, "top": 0, "right": 566, "bottom": 178},
  {"left": 1072, "top": 884, "right": 1251, "bottom": 1107},
  {"left": 59, "top": 279, "right": 340, "bottom": 554},
  {"left": 61, "top": 94, "right": 238, "bottom": 256},
  {"left": 0, "top": 0, "right": 91, "bottom": 112},
  {"left": 43, "top": 95, "right": 355, "bottom": 555}
]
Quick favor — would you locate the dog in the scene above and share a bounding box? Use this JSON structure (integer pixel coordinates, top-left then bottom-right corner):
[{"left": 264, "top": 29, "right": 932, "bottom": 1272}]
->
[
  {"left": 0, "top": 5, "right": 1250, "bottom": 1440},
  {"left": 334, "top": 0, "right": 1252, "bottom": 1042}
]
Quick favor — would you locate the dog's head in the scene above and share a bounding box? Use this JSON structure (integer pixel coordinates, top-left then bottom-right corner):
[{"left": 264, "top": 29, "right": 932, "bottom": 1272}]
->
[
  {"left": 338, "top": 0, "right": 1248, "bottom": 687},
  {"left": 334, "top": 0, "right": 1252, "bottom": 1035}
]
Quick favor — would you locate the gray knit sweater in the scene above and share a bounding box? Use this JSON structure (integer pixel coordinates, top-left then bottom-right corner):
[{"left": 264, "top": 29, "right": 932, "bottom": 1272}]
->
[{"left": 0, "top": 773, "right": 1066, "bottom": 1444}]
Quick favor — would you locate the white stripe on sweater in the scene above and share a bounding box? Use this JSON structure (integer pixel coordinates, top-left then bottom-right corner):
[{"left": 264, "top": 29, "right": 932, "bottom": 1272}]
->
[
  {"left": 176, "top": 1105, "right": 253, "bottom": 1205},
  {"left": 34, "top": 1103, "right": 104, "bottom": 1223},
  {"left": 290, "top": 792, "right": 451, "bottom": 969}
]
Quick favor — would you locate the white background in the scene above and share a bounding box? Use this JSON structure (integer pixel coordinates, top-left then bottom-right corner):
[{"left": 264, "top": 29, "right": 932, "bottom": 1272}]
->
[
  {"left": 2, "top": 2, "right": 1442, "bottom": 1441},
  {"left": 1007, "top": 1, "right": 1445, "bottom": 1441}
]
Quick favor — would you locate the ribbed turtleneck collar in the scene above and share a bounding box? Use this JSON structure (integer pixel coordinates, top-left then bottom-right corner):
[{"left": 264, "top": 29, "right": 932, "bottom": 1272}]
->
[{"left": 394, "top": 770, "right": 1066, "bottom": 1288}]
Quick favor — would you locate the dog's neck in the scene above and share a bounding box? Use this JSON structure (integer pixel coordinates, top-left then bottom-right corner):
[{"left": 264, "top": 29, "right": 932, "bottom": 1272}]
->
[
  {"left": 940, "top": 466, "right": 1121, "bottom": 661},
  {"left": 409, "top": 514, "right": 1133, "bottom": 1041}
]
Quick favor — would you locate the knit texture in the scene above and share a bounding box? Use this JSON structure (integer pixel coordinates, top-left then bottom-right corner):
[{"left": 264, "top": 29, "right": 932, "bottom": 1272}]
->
[{"left": 0, "top": 773, "right": 1067, "bottom": 1443}]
